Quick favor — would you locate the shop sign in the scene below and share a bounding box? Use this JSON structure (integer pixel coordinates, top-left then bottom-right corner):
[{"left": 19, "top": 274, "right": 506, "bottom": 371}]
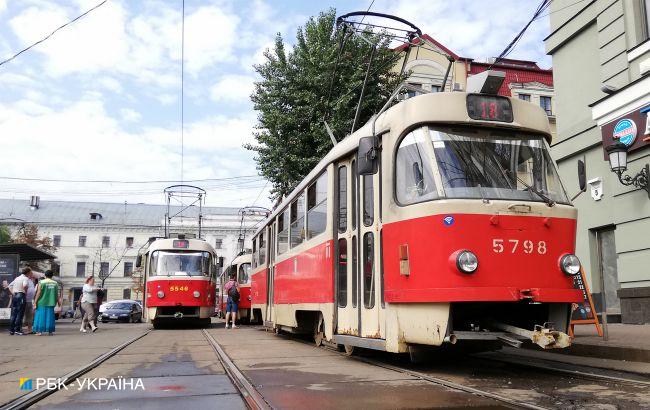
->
[
  {"left": 612, "top": 119, "right": 637, "bottom": 146},
  {"left": 601, "top": 105, "right": 650, "bottom": 159}
]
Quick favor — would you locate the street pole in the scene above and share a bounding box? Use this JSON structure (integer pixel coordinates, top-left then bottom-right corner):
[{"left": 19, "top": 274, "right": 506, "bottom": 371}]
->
[{"left": 597, "top": 232, "right": 609, "bottom": 341}]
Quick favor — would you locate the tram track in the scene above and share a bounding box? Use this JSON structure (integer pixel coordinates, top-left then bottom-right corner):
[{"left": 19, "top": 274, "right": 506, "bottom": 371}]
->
[{"left": 0, "top": 330, "right": 150, "bottom": 410}]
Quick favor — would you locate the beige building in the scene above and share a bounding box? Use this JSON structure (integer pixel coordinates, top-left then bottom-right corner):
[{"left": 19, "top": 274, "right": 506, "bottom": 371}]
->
[{"left": 545, "top": 0, "right": 650, "bottom": 323}]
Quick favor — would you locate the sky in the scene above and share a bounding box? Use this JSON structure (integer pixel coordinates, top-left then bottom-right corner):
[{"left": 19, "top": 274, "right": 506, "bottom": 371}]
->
[{"left": 0, "top": 0, "right": 552, "bottom": 209}]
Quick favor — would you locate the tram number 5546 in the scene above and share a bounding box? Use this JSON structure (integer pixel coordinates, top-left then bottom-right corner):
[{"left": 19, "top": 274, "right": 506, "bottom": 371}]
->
[{"left": 492, "top": 239, "right": 547, "bottom": 254}]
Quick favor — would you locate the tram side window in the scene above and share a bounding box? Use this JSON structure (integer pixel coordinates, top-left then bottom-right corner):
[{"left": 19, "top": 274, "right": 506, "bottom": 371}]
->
[
  {"left": 306, "top": 171, "right": 328, "bottom": 239},
  {"left": 238, "top": 263, "right": 251, "bottom": 284},
  {"left": 338, "top": 238, "right": 347, "bottom": 307},
  {"left": 395, "top": 128, "right": 438, "bottom": 205},
  {"left": 277, "top": 210, "right": 289, "bottom": 255},
  {"left": 338, "top": 166, "right": 347, "bottom": 233},
  {"left": 259, "top": 230, "right": 266, "bottom": 265},
  {"left": 363, "top": 232, "right": 375, "bottom": 309},
  {"left": 290, "top": 192, "right": 306, "bottom": 248},
  {"left": 352, "top": 160, "right": 357, "bottom": 230},
  {"left": 363, "top": 174, "right": 374, "bottom": 226},
  {"left": 252, "top": 237, "right": 258, "bottom": 269}
]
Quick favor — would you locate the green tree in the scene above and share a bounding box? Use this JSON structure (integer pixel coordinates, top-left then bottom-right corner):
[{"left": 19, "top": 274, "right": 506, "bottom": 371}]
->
[
  {"left": 0, "top": 225, "right": 10, "bottom": 244},
  {"left": 247, "top": 9, "right": 402, "bottom": 200}
]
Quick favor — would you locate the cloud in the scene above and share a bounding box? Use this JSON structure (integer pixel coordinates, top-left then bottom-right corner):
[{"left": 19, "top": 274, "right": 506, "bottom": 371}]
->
[
  {"left": 209, "top": 74, "right": 255, "bottom": 103},
  {"left": 120, "top": 108, "right": 141, "bottom": 122},
  {"left": 0, "top": 0, "right": 7, "bottom": 15}
]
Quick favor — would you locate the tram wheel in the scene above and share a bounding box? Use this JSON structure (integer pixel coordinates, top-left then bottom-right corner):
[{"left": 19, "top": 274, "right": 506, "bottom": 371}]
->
[
  {"left": 343, "top": 345, "right": 355, "bottom": 356},
  {"left": 152, "top": 320, "right": 161, "bottom": 329}
]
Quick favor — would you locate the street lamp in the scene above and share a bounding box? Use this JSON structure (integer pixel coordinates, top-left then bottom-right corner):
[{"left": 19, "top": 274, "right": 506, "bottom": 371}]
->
[{"left": 605, "top": 142, "right": 650, "bottom": 198}]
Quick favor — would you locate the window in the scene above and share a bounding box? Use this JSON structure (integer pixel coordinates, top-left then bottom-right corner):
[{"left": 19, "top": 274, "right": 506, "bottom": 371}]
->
[
  {"left": 352, "top": 236, "right": 358, "bottom": 308},
  {"left": 126, "top": 237, "right": 134, "bottom": 248},
  {"left": 78, "top": 236, "right": 87, "bottom": 247},
  {"left": 363, "top": 175, "right": 374, "bottom": 227},
  {"left": 124, "top": 262, "right": 133, "bottom": 277},
  {"left": 259, "top": 230, "right": 266, "bottom": 266},
  {"left": 52, "top": 235, "right": 61, "bottom": 247},
  {"left": 290, "top": 193, "right": 305, "bottom": 248},
  {"left": 238, "top": 263, "right": 251, "bottom": 284},
  {"left": 351, "top": 160, "right": 357, "bottom": 230},
  {"left": 100, "top": 262, "right": 110, "bottom": 276},
  {"left": 89, "top": 212, "right": 102, "bottom": 220},
  {"left": 306, "top": 171, "right": 328, "bottom": 239},
  {"left": 338, "top": 238, "right": 347, "bottom": 307},
  {"left": 363, "top": 232, "right": 375, "bottom": 309},
  {"left": 518, "top": 93, "right": 531, "bottom": 101},
  {"left": 102, "top": 236, "right": 110, "bottom": 248},
  {"left": 277, "top": 210, "right": 289, "bottom": 255},
  {"left": 76, "top": 262, "right": 86, "bottom": 278},
  {"left": 338, "top": 166, "right": 347, "bottom": 233},
  {"left": 252, "top": 237, "right": 258, "bottom": 269},
  {"left": 123, "top": 289, "right": 131, "bottom": 299},
  {"left": 539, "top": 96, "right": 552, "bottom": 115},
  {"left": 395, "top": 128, "right": 438, "bottom": 205},
  {"left": 431, "top": 85, "right": 441, "bottom": 92},
  {"left": 150, "top": 251, "right": 212, "bottom": 276},
  {"left": 644, "top": 0, "right": 650, "bottom": 39},
  {"left": 215, "top": 238, "right": 222, "bottom": 249}
]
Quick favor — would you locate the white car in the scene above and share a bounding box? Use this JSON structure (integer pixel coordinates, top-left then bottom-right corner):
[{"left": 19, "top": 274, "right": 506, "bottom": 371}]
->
[{"left": 99, "top": 299, "right": 142, "bottom": 313}]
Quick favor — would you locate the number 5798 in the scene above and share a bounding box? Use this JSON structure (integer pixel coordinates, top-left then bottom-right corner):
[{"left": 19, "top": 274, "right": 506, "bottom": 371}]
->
[{"left": 492, "top": 239, "right": 547, "bottom": 254}]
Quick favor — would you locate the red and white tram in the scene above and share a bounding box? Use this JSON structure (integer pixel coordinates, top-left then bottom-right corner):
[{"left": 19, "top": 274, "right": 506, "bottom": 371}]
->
[
  {"left": 218, "top": 252, "right": 254, "bottom": 323},
  {"left": 137, "top": 236, "right": 218, "bottom": 328},
  {"left": 251, "top": 78, "right": 583, "bottom": 354}
]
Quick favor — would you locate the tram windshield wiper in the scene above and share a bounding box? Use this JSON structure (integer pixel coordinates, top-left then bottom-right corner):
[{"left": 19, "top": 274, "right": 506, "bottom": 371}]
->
[{"left": 506, "top": 170, "right": 555, "bottom": 207}]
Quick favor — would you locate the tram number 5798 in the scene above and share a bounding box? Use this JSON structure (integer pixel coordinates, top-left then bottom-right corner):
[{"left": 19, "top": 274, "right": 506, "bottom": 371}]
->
[{"left": 492, "top": 239, "right": 547, "bottom": 254}]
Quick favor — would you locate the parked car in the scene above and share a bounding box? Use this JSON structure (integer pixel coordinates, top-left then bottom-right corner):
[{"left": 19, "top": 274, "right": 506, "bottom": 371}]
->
[
  {"left": 100, "top": 301, "right": 142, "bottom": 323},
  {"left": 99, "top": 299, "right": 140, "bottom": 314}
]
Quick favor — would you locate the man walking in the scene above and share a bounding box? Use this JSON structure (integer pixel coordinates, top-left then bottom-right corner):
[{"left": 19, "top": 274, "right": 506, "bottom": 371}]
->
[
  {"left": 224, "top": 272, "right": 240, "bottom": 329},
  {"left": 9, "top": 267, "right": 33, "bottom": 335}
]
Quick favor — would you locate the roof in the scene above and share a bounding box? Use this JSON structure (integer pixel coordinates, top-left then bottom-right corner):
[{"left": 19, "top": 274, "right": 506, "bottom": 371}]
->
[
  {"left": 0, "top": 198, "right": 241, "bottom": 227},
  {"left": 466, "top": 60, "right": 553, "bottom": 97},
  {"left": 0, "top": 243, "right": 56, "bottom": 261},
  {"left": 393, "top": 34, "right": 459, "bottom": 60}
]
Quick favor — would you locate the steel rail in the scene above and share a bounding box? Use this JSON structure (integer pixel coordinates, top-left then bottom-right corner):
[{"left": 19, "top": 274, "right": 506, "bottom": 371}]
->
[
  {"left": 1, "top": 330, "right": 150, "bottom": 410},
  {"left": 267, "top": 329, "right": 548, "bottom": 410},
  {"left": 202, "top": 329, "right": 271, "bottom": 410},
  {"left": 473, "top": 352, "right": 650, "bottom": 387}
]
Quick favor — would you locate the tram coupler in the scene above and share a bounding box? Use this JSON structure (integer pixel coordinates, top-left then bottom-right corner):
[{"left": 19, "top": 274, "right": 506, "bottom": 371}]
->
[
  {"left": 174, "top": 312, "right": 183, "bottom": 319},
  {"left": 489, "top": 321, "right": 572, "bottom": 349}
]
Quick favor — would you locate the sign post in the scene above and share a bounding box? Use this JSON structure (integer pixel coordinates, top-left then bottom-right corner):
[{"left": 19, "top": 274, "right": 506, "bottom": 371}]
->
[{"left": 569, "top": 266, "right": 603, "bottom": 338}]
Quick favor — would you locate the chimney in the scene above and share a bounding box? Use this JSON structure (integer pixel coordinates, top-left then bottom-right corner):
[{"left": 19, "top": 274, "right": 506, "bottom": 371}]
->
[{"left": 30, "top": 195, "right": 40, "bottom": 210}]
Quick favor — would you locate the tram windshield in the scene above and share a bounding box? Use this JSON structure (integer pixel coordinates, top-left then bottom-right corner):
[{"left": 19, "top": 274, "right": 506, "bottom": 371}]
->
[
  {"left": 150, "top": 251, "right": 212, "bottom": 276},
  {"left": 396, "top": 126, "right": 570, "bottom": 205}
]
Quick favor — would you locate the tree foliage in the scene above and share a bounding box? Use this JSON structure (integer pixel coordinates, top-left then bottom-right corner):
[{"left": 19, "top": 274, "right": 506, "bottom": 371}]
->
[
  {"left": 247, "top": 9, "right": 403, "bottom": 200},
  {"left": 12, "top": 224, "right": 56, "bottom": 252},
  {"left": 0, "top": 225, "right": 10, "bottom": 245}
]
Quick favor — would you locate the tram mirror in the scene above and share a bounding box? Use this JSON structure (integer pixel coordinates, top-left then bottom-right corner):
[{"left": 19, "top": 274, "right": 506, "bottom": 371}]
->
[
  {"left": 577, "top": 160, "right": 586, "bottom": 192},
  {"left": 357, "top": 136, "right": 379, "bottom": 175},
  {"left": 217, "top": 256, "right": 224, "bottom": 268},
  {"left": 135, "top": 254, "right": 142, "bottom": 268}
]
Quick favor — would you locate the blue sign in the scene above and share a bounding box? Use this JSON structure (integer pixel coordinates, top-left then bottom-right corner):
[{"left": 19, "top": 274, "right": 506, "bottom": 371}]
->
[
  {"left": 443, "top": 215, "right": 454, "bottom": 226},
  {"left": 613, "top": 118, "right": 637, "bottom": 146}
]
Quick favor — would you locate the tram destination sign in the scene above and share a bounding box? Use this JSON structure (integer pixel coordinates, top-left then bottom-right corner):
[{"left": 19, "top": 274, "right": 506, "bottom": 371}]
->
[{"left": 466, "top": 94, "right": 513, "bottom": 123}]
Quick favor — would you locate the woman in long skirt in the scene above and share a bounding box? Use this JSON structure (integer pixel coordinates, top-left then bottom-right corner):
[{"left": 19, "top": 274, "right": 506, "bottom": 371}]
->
[{"left": 32, "top": 270, "right": 61, "bottom": 335}]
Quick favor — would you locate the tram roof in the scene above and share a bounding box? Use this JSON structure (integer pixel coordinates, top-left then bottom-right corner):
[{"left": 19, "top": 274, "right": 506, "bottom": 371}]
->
[{"left": 254, "top": 91, "right": 552, "bottom": 236}]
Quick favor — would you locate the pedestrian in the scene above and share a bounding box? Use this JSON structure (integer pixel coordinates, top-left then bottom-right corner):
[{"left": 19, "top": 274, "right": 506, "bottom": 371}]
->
[
  {"left": 80, "top": 276, "right": 99, "bottom": 333},
  {"left": 8, "top": 267, "right": 33, "bottom": 335},
  {"left": 32, "top": 270, "right": 61, "bottom": 336},
  {"left": 22, "top": 276, "right": 37, "bottom": 334},
  {"left": 224, "top": 272, "right": 240, "bottom": 329}
]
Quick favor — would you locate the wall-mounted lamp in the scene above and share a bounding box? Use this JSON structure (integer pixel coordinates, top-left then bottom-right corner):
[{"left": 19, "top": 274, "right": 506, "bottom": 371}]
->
[{"left": 605, "top": 142, "right": 650, "bottom": 198}]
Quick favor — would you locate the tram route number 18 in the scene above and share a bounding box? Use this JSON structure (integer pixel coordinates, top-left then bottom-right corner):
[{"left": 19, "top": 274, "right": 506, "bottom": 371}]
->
[{"left": 492, "top": 239, "right": 547, "bottom": 254}]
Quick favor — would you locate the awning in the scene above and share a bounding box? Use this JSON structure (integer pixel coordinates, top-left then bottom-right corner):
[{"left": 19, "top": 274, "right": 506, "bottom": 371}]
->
[{"left": 0, "top": 244, "right": 56, "bottom": 261}]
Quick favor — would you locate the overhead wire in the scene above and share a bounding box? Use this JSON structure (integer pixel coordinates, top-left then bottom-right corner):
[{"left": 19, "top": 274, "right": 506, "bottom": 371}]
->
[
  {"left": 0, "top": 0, "right": 109, "bottom": 67},
  {"left": 0, "top": 175, "right": 259, "bottom": 183}
]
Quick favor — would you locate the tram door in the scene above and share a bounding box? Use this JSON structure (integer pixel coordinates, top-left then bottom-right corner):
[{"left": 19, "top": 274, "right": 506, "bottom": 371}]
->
[
  {"left": 336, "top": 159, "right": 358, "bottom": 335},
  {"left": 266, "top": 222, "right": 276, "bottom": 324}
]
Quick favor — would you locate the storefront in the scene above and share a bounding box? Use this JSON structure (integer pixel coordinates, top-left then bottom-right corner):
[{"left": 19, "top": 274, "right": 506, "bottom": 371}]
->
[{"left": 591, "top": 75, "right": 650, "bottom": 324}]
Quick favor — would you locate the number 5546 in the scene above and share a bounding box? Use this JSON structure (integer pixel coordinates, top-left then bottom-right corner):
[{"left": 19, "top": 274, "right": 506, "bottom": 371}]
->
[{"left": 492, "top": 239, "right": 546, "bottom": 254}]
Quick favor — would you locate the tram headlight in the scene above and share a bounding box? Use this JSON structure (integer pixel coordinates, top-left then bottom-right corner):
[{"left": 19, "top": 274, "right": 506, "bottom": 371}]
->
[
  {"left": 456, "top": 250, "right": 478, "bottom": 274},
  {"left": 559, "top": 254, "right": 581, "bottom": 276},
  {"left": 157, "top": 290, "right": 165, "bottom": 298},
  {"left": 193, "top": 291, "right": 200, "bottom": 298}
]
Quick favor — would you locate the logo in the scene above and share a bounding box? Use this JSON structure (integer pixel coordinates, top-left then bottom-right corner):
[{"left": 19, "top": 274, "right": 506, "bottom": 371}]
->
[
  {"left": 443, "top": 215, "right": 454, "bottom": 226},
  {"left": 19, "top": 378, "right": 32, "bottom": 390},
  {"left": 613, "top": 118, "right": 637, "bottom": 146}
]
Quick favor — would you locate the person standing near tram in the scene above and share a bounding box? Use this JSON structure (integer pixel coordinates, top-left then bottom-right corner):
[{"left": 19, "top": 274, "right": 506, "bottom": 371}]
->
[
  {"left": 224, "top": 272, "right": 240, "bottom": 329},
  {"left": 8, "top": 267, "right": 33, "bottom": 335}
]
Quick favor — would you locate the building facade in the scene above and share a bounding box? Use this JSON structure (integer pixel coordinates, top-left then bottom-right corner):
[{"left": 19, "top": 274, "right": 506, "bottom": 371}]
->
[
  {"left": 545, "top": 0, "right": 650, "bottom": 323},
  {"left": 0, "top": 198, "right": 260, "bottom": 308},
  {"left": 395, "top": 35, "right": 557, "bottom": 138}
]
